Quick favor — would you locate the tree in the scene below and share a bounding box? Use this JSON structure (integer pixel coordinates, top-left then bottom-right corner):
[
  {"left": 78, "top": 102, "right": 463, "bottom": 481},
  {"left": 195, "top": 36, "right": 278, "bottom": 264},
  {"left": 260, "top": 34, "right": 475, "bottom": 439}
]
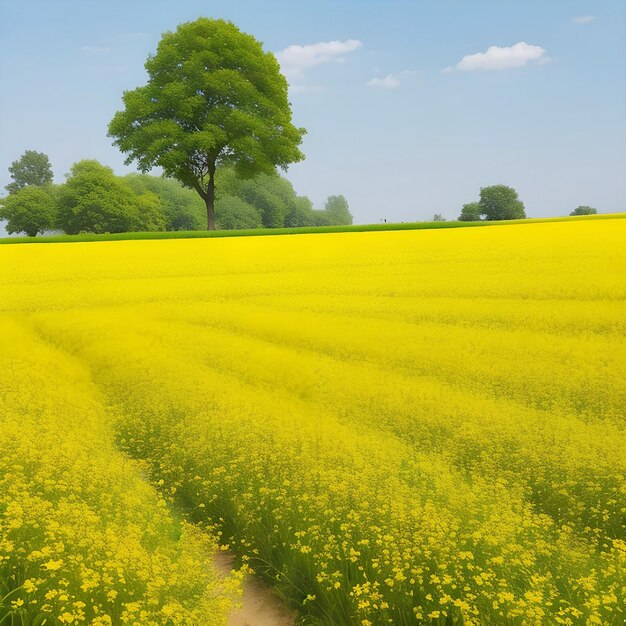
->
[
  {"left": 215, "top": 196, "right": 263, "bottom": 230},
  {"left": 323, "top": 195, "right": 353, "bottom": 226},
  {"left": 432, "top": 213, "right": 446, "bottom": 222},
  {"left": 57, "top": 160, "right": 163, "bottom": 234},
  {"left": 570, "top": 205, "right": 597, "bottom": 216},
  {"left": 458, "top": 202, "right": 482, "bottom": 221},
  {"left": 108, "top": 18, "right": 305, "bottom": 230},
  {"left": 124, "top": 174, "right": 205, "bottom": 230},
  {"left": 285, "top": 196, "right": 316, "bottom": 228},
  {"left": 0, "top": 186, "right": 57, "bottom": 236},
  {"left": 227, "top": 172, "right": 291, "bottom": 228},
  {"left": 134, "top": 192, "right": 167, "bottom": 231},
  {"left": 6, "top": 150, "right": 54, "bottom": 194},
  {"left": 217, "top": 166, "right": 322, "bottom": 229},
  {"left": 479, "top": 185, "right": 525, "bottom": 220}
]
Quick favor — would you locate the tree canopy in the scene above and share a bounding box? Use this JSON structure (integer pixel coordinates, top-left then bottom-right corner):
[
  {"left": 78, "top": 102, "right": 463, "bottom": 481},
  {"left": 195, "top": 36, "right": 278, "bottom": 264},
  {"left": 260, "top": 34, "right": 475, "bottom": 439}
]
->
[
  {"left": 1, "top": 155, "right": 351, "bottom": 236},
  {"left": 458, "top": 202, "right": 482, "bottom": 222},
  {"left": 321, "top": 195, "right": 353, "bottom": 226},
  {"left": 479, "top": 185, "right": 526, "bottom": 220},
  {"left": 216, "top": 167, "right": 353, "bottom": 229},
  {"left": 215, "top": 195, "right": 264, "bottom": 230},
  {"left": 570, "top": 205, "right": 597, "bottom": 216},
  {"left": 0, "top": 186, "right": 57, "bottom": 237},
  {"left": 5, "top": 150, "right": 53, "bottom": 194},
  {"left": 108, "top": 17, "right": 305, "bottom": 229},
  {"left": 124, "top": 173, "right": 205, "bottom": 230},
  {"left": 57, "top": 160, "right": 164, "bottom": 234},
  {"left": 458, "top": 186, "right": 526, "bottom": 221}
]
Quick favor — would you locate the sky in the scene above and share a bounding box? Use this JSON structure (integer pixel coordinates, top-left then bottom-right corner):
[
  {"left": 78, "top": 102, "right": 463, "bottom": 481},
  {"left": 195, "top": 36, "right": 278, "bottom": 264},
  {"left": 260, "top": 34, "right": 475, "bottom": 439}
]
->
[{"left": 1, "top": 0, "right": 625, "bottom": 231}]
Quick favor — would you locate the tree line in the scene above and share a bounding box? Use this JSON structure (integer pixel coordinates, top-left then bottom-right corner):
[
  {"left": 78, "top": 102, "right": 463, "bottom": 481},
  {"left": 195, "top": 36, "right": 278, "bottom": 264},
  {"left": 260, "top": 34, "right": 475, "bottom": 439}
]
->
[
  {"left": 0, "top": 151, "right": 352, "bottom": 237},
  {"left": 0, "top": 16, "right": 600, "bottom": 236},
  {"left": 446, "top": 184, "right": 596, "bottom": 222}
]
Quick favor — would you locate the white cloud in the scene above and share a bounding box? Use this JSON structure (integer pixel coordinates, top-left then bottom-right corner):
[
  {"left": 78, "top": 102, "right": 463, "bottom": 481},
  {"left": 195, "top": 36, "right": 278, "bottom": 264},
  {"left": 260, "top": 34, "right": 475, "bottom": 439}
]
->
[
  {"left": 275, "top": 39, "right": 363, "bottom": 78},
  {"left": 366, "top": 70, "right": 418, "bottom": 89},
  {"left": 572, "top": 16, "right": 595, "bottom": 24},
  {"left": 367, "top": 74, "right": 401, "bottom": 89},
  {"left": 443, "top": 42, "right": 547, "bottom": 72}
]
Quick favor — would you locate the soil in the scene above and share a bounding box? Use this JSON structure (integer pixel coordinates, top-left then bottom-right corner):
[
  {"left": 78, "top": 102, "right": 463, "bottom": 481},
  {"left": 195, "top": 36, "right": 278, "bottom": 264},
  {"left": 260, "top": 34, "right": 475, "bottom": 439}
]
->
[{"left": 213, "top": 552, "right": 297, "bottom": 626}]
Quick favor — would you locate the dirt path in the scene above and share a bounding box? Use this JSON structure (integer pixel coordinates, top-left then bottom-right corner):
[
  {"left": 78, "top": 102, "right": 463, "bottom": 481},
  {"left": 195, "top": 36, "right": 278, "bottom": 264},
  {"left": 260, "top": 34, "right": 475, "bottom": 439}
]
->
[{"left": 214, "top": 553, "right": 297, "bottom": 626}]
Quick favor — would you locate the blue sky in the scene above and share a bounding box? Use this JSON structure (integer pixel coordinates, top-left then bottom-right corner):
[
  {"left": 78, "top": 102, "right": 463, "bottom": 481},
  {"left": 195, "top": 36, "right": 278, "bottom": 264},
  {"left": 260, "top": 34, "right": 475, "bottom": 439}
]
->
[{"left": 1, "top": 0, "right": 625, "bottom": 229}]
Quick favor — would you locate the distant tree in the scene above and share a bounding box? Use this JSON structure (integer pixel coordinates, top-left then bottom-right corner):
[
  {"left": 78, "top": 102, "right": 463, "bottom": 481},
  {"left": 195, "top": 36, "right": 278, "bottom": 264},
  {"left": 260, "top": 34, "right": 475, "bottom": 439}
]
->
[
  {"left": 0, "top": 186, "right": 57, "bottom": 236},
  {"left": 458, "top": 202, "right": 483, "bottom": 221},
  {"left": 235, "top": 174, "right": 292, "bottom": 228},
  {"left": 311, "top": 211, "right": 331, "bottom": 227},
  {"left": 124, "top": 174, "right": 204, "bottom": 230},
  {"left": 285, "top": 196, "right": 317, "bottom": 228},
  {"left": 479, "top": 185, "right": 526, "bottom": 220},
  {"left": 323, "top": 195, "right": 353, "bottom": 226},
  {"left": 570, "top": 205, "right": 597, "bottom": 216},
  {"left": 57, "top": 160, "right": 163, "bottom": 234},
  {"left": 134, "top": 192, "right": 166, "bottom": 231},
  {"left": 215, "top": 196, "right": 263, "bottom": 230},
  {"left": 108, "top": 17, "right": 305, "bottom": 230},
  {"left": 218, "top": 167, "right": 325, "bottom": 229},
  {"left": 433, "top": 213, "right": 446, "bottom": 222},
  {"left": 5, "top": 150, "right": 53, "bottom": 194}
]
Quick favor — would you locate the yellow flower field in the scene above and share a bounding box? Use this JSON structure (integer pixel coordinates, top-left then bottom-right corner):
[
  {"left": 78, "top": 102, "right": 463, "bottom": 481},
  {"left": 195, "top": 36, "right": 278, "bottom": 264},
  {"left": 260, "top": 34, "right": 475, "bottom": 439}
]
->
[{"left": 1, "top": 217, "right": 625, "bottom": 625}]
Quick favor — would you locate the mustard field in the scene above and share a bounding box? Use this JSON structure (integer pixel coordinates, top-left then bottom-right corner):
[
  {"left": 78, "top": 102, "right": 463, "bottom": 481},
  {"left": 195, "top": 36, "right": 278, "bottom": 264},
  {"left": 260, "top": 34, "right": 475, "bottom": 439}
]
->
[{"left": 1, "top": 217, "right": 625, "bottom": 625}]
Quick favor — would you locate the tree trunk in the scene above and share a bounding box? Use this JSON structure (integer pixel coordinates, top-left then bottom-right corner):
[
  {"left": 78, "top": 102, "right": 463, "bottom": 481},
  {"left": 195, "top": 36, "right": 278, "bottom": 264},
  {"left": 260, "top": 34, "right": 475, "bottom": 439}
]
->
[
  {"left": 206, "top": 167, "right": 216, "bottom": 230},
  {"left": 205, "top": 170, "right": 215, "bottom": 230}
]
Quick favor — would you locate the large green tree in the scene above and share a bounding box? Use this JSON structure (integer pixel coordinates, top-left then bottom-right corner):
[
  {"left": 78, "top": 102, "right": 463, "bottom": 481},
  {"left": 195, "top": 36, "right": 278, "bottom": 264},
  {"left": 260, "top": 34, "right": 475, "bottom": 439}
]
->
[
  {"left": 0, "top": 186, "right": 57, "bottom": 236},
  {"left": 108, "top": 18, "right": 305, "bottom": 230},
  {"left": 479, "top": 185, "right": 526, "bottom": 220},
  {"left": 5, "top": 150, "right": 53, "bottom": 194}
]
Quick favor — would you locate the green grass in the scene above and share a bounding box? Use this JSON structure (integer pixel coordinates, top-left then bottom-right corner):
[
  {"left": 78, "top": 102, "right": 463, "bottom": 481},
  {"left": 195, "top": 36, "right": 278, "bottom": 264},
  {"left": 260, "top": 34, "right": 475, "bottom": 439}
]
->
[{"left": 1, "top": 211, "right": 624, "bottom": 245}]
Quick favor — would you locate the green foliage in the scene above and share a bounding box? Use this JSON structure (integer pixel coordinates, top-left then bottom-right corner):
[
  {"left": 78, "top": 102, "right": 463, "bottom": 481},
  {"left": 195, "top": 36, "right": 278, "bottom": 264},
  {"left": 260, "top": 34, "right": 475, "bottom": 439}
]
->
[
  {"left": 322, "top": 195, "right": 353, "bottom": 226},
  {"left": 433, "top": 213, "right": 446, "bottom": 222},
  {"left": 216, "top": 167, "right": 352, "bottom": 230},
  {"left": 57, "top": 160, "right": 164, "bottom": 234},
  {"left": 124, "top": 174, "right": 205, "bottom": 230},
  {"left": 0, "top": 186, "right": 57, "bottom": 237},
  {"left": 219, "top": 169, "right": 294, "bottom": 228},
  {"left": 108, "top": 17, "right": 305, "bottom": 229},
  {"left": 5, "top": 150, "right": 53, "bottom": 194},
  {"left": 458, "top": 202, "right": 483, "bottom": 221},
  {"left": 4, "top": 213, "right": 623, "bottom": 245},
  {"left": 134, "top": 192, "right": 166, "bottom": 232},
  {"left": 459, "top": 186, "right": 526, "bottom": 221},
  {"left": 285, "top": 196, "right": 317, "bottom": 228},
  {"left": 215, "top": 195, "right": 263, "bottom": 230},
  {"left": 570, "top": 205, "right": 597, "bottom": 216},
  {"left": 479, "top": 185, "right": 526, "bottom": 220}
]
